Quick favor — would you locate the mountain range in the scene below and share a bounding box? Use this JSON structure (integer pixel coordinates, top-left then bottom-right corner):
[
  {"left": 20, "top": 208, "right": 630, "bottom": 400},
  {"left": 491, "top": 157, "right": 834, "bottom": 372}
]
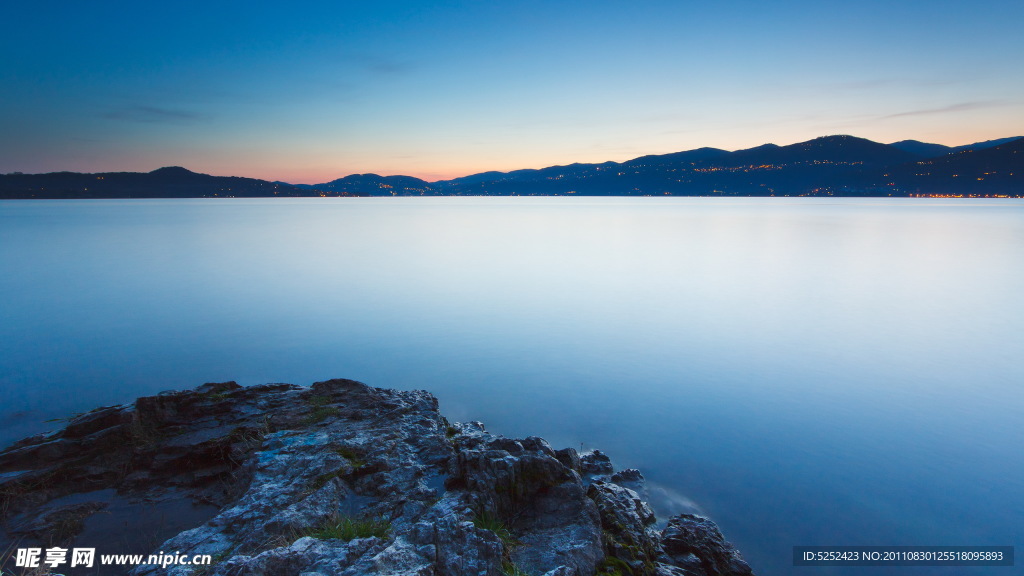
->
[
  {"left": 0, "top": 166, "right": 358, "bottom": 200},
  {"left": 3, "top": 135, "right": 1021, "bottom": 199}
]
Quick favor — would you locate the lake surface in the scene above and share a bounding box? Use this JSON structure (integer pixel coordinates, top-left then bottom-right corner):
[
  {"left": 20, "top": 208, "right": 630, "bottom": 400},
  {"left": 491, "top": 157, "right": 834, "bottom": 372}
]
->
[{"left": 1, "top": 197, "right": 1021, "bottom": 575}]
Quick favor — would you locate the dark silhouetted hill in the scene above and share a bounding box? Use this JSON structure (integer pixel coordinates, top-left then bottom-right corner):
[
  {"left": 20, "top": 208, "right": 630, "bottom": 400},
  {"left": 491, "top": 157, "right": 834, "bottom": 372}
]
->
[
  {"left": 889, "top": 140, "right": 952, "bottom": 157},
  {"left": 414, "top": 135, "right": 1021, "bottom": 197},
  {"left": 5, "top": 135, "right": 1022, "bottom": 199},
  {"left": 315, "top": 174, "right": 438, "bottom": 196},
  {"left": 880, "top": 137, "right": 1024, "bottom": 196},
  {"left": 0, "top": 167, "right": 353, "bottom": 199}
]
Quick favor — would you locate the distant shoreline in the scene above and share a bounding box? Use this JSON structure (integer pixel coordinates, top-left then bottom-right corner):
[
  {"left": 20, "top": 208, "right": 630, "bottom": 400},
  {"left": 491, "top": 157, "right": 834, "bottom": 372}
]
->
[{"left": 4, "top": 135, "right": 1023, "bottom": 199}]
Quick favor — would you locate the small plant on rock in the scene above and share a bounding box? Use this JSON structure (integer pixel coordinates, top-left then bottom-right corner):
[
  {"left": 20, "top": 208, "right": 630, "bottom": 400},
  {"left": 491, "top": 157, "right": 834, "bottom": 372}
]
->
[
  {"left": 332, "top": 445, "right": 366, "bottom": 469},
  {"left": 595, "top": 555, "right": 635, "bottom": 576},
  {"left": 304, "top": 515, "right": 391, "bottom": 541},
  {"left": 301, "top": 394, "right": 342, "bottom": 425},
  {"left": 302, "top": 406, "right": 340, "bottom": 425},
  {"left": 473, "top": 510, "right": 516, "bottom": 547}
]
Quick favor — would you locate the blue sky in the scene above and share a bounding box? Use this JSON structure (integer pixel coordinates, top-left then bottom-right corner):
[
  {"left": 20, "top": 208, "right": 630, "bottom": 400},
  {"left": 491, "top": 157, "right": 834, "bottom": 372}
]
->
[{"left": 2, "top": 0, "right": 1022, "bottom": 182}]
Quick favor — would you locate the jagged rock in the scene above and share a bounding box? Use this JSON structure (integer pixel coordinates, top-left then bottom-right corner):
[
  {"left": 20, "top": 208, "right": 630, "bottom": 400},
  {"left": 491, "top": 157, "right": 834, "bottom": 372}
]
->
[
  {"left": 609, "top": 469, "right": 645, "bottom": 493},
  {"left": 579, "top": 450, "right": 614, "bottom": 477},
  {"left": 588, "top": 481, "right": 661, "bottom": 574},
  {"left": 0, "top": 379, "right": 754, "bottom": 576},
  {"left": 660, "top": 515, "right": 754, "bottom": 576},
  {"left": 554, "top": 448, "right": 582, "bottom": 472}
]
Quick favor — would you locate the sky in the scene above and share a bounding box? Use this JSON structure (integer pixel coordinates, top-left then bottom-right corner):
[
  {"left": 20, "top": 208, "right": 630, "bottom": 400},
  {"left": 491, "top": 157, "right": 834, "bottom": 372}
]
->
[{"left": 2, "top": 0, "right": 1022, "bottom": 183}]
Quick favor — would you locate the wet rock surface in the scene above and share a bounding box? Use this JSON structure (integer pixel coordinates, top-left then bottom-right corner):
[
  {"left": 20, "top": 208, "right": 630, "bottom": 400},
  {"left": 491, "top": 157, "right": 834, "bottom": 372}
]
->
[{"left": 0, "top": 379, "right": 754, "bottom": 576}]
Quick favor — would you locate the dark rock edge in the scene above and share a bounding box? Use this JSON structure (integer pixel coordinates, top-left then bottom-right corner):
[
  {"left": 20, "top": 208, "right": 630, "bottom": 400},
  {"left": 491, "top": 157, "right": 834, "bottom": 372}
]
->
[{"left": 0, "top": 379, "right": 753, "bottom": 576}]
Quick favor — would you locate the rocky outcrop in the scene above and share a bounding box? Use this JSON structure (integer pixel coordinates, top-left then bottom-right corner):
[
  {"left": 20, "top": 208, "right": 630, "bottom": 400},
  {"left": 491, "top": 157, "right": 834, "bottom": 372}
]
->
[{"left": 0, "top": 379, "right": 753, "bottom": 576}]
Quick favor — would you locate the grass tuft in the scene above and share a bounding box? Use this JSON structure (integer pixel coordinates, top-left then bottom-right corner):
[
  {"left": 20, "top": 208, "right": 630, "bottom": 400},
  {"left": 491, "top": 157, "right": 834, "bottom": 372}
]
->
[
  {"left": 302, "top": 405, "right": 340, "bottom": 425},
  {"left": 308, "top": 394, "right": 332, "bottom": 406},
  {"left": 304, "top": 515, "right": 390, "bottom": 541},
  {"left": 302, "top": 394, "right": 341, "bottom": 425},
  {"left": 596, "top": 555, "right": 635, "bottom": 576},
  {"left": 332, "top": 445, "right": 366, "bottom": 469},
  {"left": 473, "top": 510, "right": 516, "bottom": 547},
  {"left": 310, "top": 469, "right": 343, "bottom": 491}
]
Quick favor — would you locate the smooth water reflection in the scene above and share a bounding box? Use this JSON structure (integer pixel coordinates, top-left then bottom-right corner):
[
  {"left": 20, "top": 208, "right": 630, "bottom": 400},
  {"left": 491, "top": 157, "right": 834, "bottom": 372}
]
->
[{"left": 1, "top": 197, "right": 1022, "bottom": 575}]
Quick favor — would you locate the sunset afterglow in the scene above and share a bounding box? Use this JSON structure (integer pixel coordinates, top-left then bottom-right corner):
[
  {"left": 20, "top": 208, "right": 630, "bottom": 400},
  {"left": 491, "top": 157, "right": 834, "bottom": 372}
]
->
[{"left": 2, "top": 0, "right": 1022, "bottom": 183}]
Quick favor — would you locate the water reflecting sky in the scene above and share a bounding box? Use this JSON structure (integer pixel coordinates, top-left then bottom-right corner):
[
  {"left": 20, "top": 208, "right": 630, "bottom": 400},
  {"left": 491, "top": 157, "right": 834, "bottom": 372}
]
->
[{"left": 1, "top": 197, "right": 1021, "bottom": 575}]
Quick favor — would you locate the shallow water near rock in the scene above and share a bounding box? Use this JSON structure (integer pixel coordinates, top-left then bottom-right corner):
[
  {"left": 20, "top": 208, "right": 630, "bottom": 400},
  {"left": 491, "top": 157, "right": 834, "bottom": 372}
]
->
[{"left": 1, "top": 197, "right": 1022, "bottom": 575}]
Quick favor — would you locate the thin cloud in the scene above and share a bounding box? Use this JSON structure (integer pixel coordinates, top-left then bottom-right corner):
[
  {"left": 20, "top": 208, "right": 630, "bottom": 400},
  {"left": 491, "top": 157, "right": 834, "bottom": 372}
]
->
[
  {"left": 882, "top": 101, "right": 1002, "bottom": 119},
  {"left": 103, "top": 106, "right": 208, "bottom": 124},
  {"left": 345, "top": 53, "right": 416, "bottom": 76},
  {"left": 827, "top": 77, "right": 963, "bottom": 92},
  {"left": 780, "top": 76, "right": 979, "bottom": 101},
  {"left": 366, "top": 59, "right": 415, "bottom": 75}
]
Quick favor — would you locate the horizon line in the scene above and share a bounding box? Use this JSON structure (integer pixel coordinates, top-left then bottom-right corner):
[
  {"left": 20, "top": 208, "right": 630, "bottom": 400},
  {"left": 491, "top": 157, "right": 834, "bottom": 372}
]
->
[{"left": 5, "top": 133, "right": 1022, "bottom": 186}]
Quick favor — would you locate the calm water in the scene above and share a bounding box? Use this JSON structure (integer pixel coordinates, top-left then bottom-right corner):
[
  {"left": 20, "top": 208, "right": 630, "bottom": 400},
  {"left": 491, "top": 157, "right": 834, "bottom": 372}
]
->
[{"left": 1, "top": 197, "right": 1022, "bottom": 575}]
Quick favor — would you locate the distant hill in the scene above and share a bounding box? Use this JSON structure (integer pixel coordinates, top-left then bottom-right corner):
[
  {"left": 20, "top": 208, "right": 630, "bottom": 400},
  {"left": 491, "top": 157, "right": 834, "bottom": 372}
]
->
[
  {"left": 889, "top": 136, "right": 1024, "bottom": 158},
  {"left": 422, "top": 135, "right": 1020, "bottom": 197},
  {"left": 313, "top": 135, "right": 1020, "bottom": 198},
  {"left": 315, "top": 174, "right": 438, "bottom": 196},
  {"left": 0, "top": 167, "right": 354, "bottom": 199},
  {"left": 953, "top": 136, "right": 1024, "bottom": 153},
  {"left": 622, "top": 147, "right": 730, "bottom": 167},
  {"left": 4, "top": 135, "right": 1022, "bottom": 198},
  {"left": 882, "top": 137, "right": 1024, "bottom": 196},
  {"left": 889, "top": 140, "right": 953, "bottom": 157},
  {"left": 726, "top": 135, "right": 919, "bottom": 166}
]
